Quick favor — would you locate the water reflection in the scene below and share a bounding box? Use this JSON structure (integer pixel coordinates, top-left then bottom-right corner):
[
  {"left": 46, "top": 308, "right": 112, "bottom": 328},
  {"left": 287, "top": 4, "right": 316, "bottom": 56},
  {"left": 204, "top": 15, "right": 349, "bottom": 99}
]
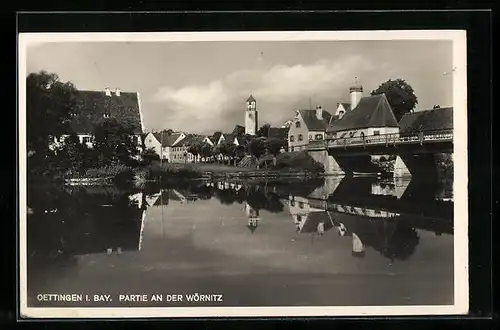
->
[{"left": 26, "top": 175, "right": 454, "bottom": 307}]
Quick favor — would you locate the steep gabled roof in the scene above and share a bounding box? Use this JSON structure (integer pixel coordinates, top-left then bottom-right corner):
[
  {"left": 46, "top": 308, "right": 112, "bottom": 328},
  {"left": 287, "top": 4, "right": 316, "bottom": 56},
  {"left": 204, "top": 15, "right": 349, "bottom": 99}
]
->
[
  {"left": 246, "top": 94, "right": 256, "bottom": 102},
  {"left": 298, "top": 109, "right": 333, "bottom": 131},
  {"left": 219, "top": 133, "right": 235, "bottom": 144},
  {"left": 232, "top": 125, "right": 245, "bottom": 135},
  {"left": 152, "top": 132, "right": 183, "bottom": 147},
  {"left": 211, "top": 132, "right": 223, "bottom": 144},
  {"left": 174, "top": 134, "right": 205, "bottom": 147},
  {"left": 399, "top": 107, "right": 453, "bottom": 134},
  {"left": 70, "top": 90, "right": 143, "bottom": 134},
  {"left": 235, "top": 135, "right": 253, "bottom": 146},
  {"left": 327, "top": 93, "right": 399, "bottom": 133}
]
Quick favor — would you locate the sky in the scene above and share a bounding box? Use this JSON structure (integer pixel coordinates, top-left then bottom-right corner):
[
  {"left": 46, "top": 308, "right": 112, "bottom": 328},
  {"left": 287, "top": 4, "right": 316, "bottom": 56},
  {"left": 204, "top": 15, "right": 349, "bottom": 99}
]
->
[{"left": 26, "top": 40, "right": 453, "bottom": 135}]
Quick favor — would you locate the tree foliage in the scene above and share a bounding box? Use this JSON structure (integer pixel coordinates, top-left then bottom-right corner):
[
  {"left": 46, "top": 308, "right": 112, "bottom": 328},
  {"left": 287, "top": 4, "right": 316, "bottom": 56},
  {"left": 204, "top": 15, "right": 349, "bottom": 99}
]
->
[
  {"left": 27, "top": 71, "right": 79, "bottom": 153},
  {"left": 246, "top": 138, "right": 266, "bottom": 159},
  {"left": 256, "top": 123, "right": 271, "bottom": 138},
  {"left": 265, "top": 137, "right": 286, "bottom": 156},
  {"left": 92, "top": 118, "right": 139, "bottom": 166},
  {"left": 370, "top": 78, "right": 418, "bottom": 121},
  {"left": 141, "top": 147, "right": 160, "bottom": 165}
]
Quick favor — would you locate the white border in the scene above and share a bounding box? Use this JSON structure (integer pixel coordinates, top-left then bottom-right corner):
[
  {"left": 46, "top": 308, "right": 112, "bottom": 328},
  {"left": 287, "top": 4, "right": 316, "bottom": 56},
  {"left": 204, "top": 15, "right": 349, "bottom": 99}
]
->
[{"left": 18, "top": 30, "right": 468, "bottom": 318}]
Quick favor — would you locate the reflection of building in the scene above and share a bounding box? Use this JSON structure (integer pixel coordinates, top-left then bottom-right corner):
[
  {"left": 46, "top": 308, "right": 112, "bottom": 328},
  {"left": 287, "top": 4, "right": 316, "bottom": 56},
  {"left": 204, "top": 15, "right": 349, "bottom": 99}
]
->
[
  {"left": 245, "top": 202, "right": 260, "bottom": 233},
  {"left": 287, "top": 195, "right": 333, "bottom": 235},
  {"left": 351, "top": 233, "right": 365, "bottom": 258}
]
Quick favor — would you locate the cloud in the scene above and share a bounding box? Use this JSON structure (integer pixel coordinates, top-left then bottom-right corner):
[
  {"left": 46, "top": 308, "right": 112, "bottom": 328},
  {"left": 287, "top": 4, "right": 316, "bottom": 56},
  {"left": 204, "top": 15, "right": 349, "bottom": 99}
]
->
[{"left": 149, "top": 56, "right": 376, "bottom": 134}]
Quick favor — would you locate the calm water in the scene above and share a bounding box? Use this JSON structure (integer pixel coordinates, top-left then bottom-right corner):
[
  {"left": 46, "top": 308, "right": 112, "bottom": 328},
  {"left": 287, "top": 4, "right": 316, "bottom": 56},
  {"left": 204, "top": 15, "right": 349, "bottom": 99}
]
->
[{"left": 26, "top": 176, "right": 454, "bottom": 307}]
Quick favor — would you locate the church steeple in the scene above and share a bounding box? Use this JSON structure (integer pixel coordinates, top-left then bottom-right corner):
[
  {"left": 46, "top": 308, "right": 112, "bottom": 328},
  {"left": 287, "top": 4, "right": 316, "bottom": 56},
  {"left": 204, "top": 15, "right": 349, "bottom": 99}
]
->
[{"left": 245, "top": 94, "right": 258, "bottom": 135}]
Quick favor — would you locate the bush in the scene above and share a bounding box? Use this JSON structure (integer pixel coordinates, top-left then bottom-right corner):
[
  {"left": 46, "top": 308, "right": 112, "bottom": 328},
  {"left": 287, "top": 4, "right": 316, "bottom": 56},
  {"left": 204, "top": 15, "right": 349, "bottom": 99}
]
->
[{"left": 271, "top": 151, "right": 325, "bottom": 173}]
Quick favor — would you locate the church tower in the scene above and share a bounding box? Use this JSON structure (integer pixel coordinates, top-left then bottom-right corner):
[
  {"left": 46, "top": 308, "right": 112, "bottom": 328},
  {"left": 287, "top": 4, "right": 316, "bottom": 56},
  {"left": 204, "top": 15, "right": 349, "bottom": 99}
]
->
[
  {"left": 245, "top": 94, "right": 258, "bottom": 135},
  {"left": 349, "top": 77, "right": 363, "bottom": 110}
]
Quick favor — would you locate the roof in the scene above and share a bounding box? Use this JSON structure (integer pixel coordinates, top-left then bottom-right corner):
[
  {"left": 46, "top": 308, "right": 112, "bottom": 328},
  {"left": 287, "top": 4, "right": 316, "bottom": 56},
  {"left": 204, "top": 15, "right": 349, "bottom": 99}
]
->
[
  {"left": 219, "top": 133, "right": 235, "bottom": 143},
  {"left": 211, "top": 132, "right": 223, "bottom": 144},
  {"left": 399, "top": 107, "right": 453, "bottom": 134},
  {"left": 232, "top": 125, "right": 245, "bottom": 135},
  {"left": 235, "top": 135, "right": 252, "bottom": 146},
  {"left": 298, "top": 109, "right": 333, "bottom": 131},
  {"left": 246, "top": 94, "right": 256, "bottom": 102},
  {"left": 175, "top": 134, "right": 205, "bottom": 147},
  {"left": 339, "top": 103, "right": 351, "bottom": 111},
  {"left": 327, "top": 94, "right": 399, "bottom": 133},
  {"left": 70, "top": 90, "right": 143, "bottom": 134},
  {"left": 268, "top": 127, "right": 289, "bottom": 139},
  {"left": 298, "top": 211, "right": 333, "bottom": 233},
  {"left": 152, "top": 132, "right": 183, "bottom": 147}
]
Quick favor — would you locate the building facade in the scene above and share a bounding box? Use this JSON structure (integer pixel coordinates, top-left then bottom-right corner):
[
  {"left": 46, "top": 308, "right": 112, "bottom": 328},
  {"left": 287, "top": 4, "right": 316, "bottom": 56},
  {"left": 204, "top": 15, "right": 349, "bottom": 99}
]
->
[
  {"left": 143, "top": 131, "right": 186, "bottom": 162},
  {"left": 244, "top": 95, "right": 258, "bottom": 136},
  {"left": 287, "top": 105, "right": 332, "bottom": 152}
]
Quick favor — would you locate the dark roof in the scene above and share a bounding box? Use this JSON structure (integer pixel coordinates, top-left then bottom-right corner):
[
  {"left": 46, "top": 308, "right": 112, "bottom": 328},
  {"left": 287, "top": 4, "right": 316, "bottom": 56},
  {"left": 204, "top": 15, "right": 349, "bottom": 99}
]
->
[
  {"left": 70, "top": 90, "right": 143, "bottom": 134},
  {"left": 247, "top": 95, "right": 256, "bottom": 102},
  {"left": 399, "top": 107, "right": 453, "bottom": 134},
  {"left": 152, "top": 132, "right": 183, "bottom": 147},
  {"left": 211, "top": 132, "right": 223, "bottom": 144},
  {"left": 299, "top": 109, "right": 332, "bottom": 131},
  {"left": 235, "top": 135, "right": 252, "bottom": 146},
  {"left": 175, "top": 134, "right": 205, "bottom": 147},
  {"left": 220, "top": 133, "right": 235, "bottom": 143},
  {"left": 268, "top": 127, "right": 289, "bottom": 139},
  {"left": 327, "top": 94, "right": 398, "bottom": 133},
  {"left": 232, "top": 125, "right": 245, "bottom": 135}
]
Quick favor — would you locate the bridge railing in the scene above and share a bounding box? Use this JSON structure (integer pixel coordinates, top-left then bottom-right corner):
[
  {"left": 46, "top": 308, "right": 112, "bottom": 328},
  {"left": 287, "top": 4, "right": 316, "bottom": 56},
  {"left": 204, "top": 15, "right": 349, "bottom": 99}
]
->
[{"left": 325, "top": 128, "right": 453, "bottom": 149}]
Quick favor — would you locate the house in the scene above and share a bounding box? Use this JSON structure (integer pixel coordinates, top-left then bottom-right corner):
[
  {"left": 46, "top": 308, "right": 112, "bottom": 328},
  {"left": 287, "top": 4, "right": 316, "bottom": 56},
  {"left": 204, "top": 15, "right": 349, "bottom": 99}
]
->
[
  {"left": 287, "top": 105, "right": 332, "bottom": 152},
  {"left": 326, "top": 93, "right": 399, "bottom": 142},
  {"left": 245, "top": 202, "right": 261, "bottom": 234},
  {"left": 234, "top": 134, "right": 252, "bottom": 147},
  {"left": 232, "top": 125, "right": 245, "bottom": 136},
  {"left": 398, "top": 106, "right": 453, "bottom": 137},
  {"left": 51, "top": 88, "right": 144, "bottom": 151},
  {"left": 170, "top": 134, "right": 207, "bottom": 163},
  {"left": 143, "top": 131, "right": 186, "bottom": 162},
  {"left": 216, "top": 133, "right": 236, "bottom": 146}
]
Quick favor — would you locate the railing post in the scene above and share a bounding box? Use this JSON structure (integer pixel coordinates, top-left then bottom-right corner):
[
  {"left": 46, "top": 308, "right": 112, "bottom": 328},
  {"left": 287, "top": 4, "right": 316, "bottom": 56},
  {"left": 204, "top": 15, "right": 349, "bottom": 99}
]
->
[{"left": 419, "top": 131, "right": 424, "bottom": 145}]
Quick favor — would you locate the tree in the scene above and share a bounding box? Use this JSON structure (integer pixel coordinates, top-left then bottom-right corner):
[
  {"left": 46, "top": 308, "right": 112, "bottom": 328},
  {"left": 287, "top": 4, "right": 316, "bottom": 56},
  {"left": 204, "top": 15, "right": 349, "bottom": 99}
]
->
[
  {"left": 371, "top": 78, "right": 418, "bottom": 121},
  {"left": 26, "top": 71, "right": 79, "bottom": 174},
  {"left": 141, "top": 147, "right": 160, "bottom": 165},
  {"left": 199, "top": 142, "right": 213, "bottom": 162},
  {"left": 246, "top": 138, "right": 266, "bottom": 161},
  {"left": 256, "top": 124, "right": 271, "bottom": 138},
  {"left": 187, "top": 142, "right": 202, "bottom": 163},
  {"left": 265, "top": 137, "right": 287, "bottom": 166},
  {"left": 92, "top": 118, "right": 139, "bottom": 166}
]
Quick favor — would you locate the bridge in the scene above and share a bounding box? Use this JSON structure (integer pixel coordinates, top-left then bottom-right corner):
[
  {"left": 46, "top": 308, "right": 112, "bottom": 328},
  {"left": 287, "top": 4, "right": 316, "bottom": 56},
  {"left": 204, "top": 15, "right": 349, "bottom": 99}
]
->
[{"left": 306, "top": 128, "right": 453, "bottom": 178}]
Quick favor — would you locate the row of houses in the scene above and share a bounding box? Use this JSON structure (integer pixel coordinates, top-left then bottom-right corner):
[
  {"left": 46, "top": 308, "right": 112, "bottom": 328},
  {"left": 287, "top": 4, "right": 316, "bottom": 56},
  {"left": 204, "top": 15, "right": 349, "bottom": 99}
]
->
[{"left": 286, "top": 78, "right": 453, "bottom": 152}]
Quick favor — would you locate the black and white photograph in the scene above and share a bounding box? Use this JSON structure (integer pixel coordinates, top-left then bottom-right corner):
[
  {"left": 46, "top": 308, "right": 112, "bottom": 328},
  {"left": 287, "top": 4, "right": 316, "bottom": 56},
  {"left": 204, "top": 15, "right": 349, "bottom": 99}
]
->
[{"left": 18, "top": 31, "right": 468, "bottom": 318}]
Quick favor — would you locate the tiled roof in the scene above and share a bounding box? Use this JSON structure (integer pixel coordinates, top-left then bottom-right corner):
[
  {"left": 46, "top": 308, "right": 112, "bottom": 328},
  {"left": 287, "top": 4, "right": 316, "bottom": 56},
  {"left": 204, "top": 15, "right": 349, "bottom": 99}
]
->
[
  {"left": 220, "top": 133, "right": 235, "bottom": 144},
  {"left": 70, "top": 90, "right": 143, "bottom": 134},
  {"left": 235, "top": 135, "right": 252, "bottom": 146},
  {"left": 175, "top": 134, "right": 205, "bottom": 147},
  {"left": 299, "top": 109, "right": 332, "bottom": 131},
  {"left": 268, "top": 127, "right": 289, "bottom": 139},
  {"left": 232, "top": 125, "right": 245, "bottom": 135},
  {"left": 152, "top": 132, "right": 183, "bottom": 147},
  {"left": 247, "top": 94, "right": 256, "bottom": 102},
  {"left": 399, "top": 107, "right": 453, "bottom": 134},
  {"left": 327, "top": 93, "right": 398, "bottom": 133},
  {"left": 211, "top": 132, "right": 223, "bottom": 144}
]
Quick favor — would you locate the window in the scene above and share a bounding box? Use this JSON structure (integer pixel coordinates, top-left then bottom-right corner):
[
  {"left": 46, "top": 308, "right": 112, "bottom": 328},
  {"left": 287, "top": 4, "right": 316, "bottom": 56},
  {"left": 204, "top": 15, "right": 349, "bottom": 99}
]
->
[
  {"left": 299, "top": 202, "right": 304, "bottom": 209},
  {"left": 295, "top": 121, "right": 301, "bottom": 128},
  {"left": 349, "top": 132, "right": 355, "bottom": 138},
  {"left": 339, "top": 110, "right": 345, "bottom": 115},
  {"left": 297, "top": 215, "right": 302, "bottom": 222},
  {"left": 315, "top": 134, "right": 323, "bottom": 140},
  {"left": 82, "top": 136, "right": 91, "bottom": 144},
  {"left": 374, "top": 130, "right": 380, "bottom": 136},
  {"left": 291, "top": 146, "right": 294, "bottom": 152},
  {"left": 298, "top": 134, "right": 303, "bottom": 141},
  {"left": 290, "top": 135, "right": 295, "bottom": 142},
  {"left": 309, "top": 135, "right": 313, "bottom": 141},
  {"left": 361, "top": 132, "right": 365, "bottom": 139}
]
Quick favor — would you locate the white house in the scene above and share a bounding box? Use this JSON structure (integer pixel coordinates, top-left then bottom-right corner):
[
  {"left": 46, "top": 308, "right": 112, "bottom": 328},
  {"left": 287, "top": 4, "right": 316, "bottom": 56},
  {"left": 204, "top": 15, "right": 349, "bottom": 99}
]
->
[
  {"left": 287, "top": 105, "right": 332, "bottom": 152},
  {"left": 143, "top": 131, "right": 186, "bottom": 162}
]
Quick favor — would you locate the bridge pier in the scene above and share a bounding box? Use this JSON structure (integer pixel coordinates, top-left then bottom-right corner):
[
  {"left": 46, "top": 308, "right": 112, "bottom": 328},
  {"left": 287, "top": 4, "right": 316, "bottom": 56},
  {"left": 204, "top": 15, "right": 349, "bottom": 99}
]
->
[
  {"left": 308, "top": 150, "right": 345, "bottom": 176},
  {"left": 395, "top": 154, "right": 438, "bottom": 181}
]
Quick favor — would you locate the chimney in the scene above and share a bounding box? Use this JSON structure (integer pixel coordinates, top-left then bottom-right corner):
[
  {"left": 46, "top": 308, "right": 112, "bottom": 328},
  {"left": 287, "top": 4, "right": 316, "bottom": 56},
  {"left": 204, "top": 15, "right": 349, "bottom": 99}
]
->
[
  {"left": 315, "top": 105, "right": 323, "bottom": 120},
  {"left": 104, "top": 87, "right": 111, "bottom": 97},
  {"left": 115, "top": 88, "right": 121, "bottom": 96}
]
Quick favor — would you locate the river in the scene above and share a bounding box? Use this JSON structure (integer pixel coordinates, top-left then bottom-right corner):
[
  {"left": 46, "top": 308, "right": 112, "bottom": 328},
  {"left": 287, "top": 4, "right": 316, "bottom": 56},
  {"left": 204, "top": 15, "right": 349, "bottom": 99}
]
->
[{"left": 25, "top": 175, "right": 454, "bottom": 307}]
